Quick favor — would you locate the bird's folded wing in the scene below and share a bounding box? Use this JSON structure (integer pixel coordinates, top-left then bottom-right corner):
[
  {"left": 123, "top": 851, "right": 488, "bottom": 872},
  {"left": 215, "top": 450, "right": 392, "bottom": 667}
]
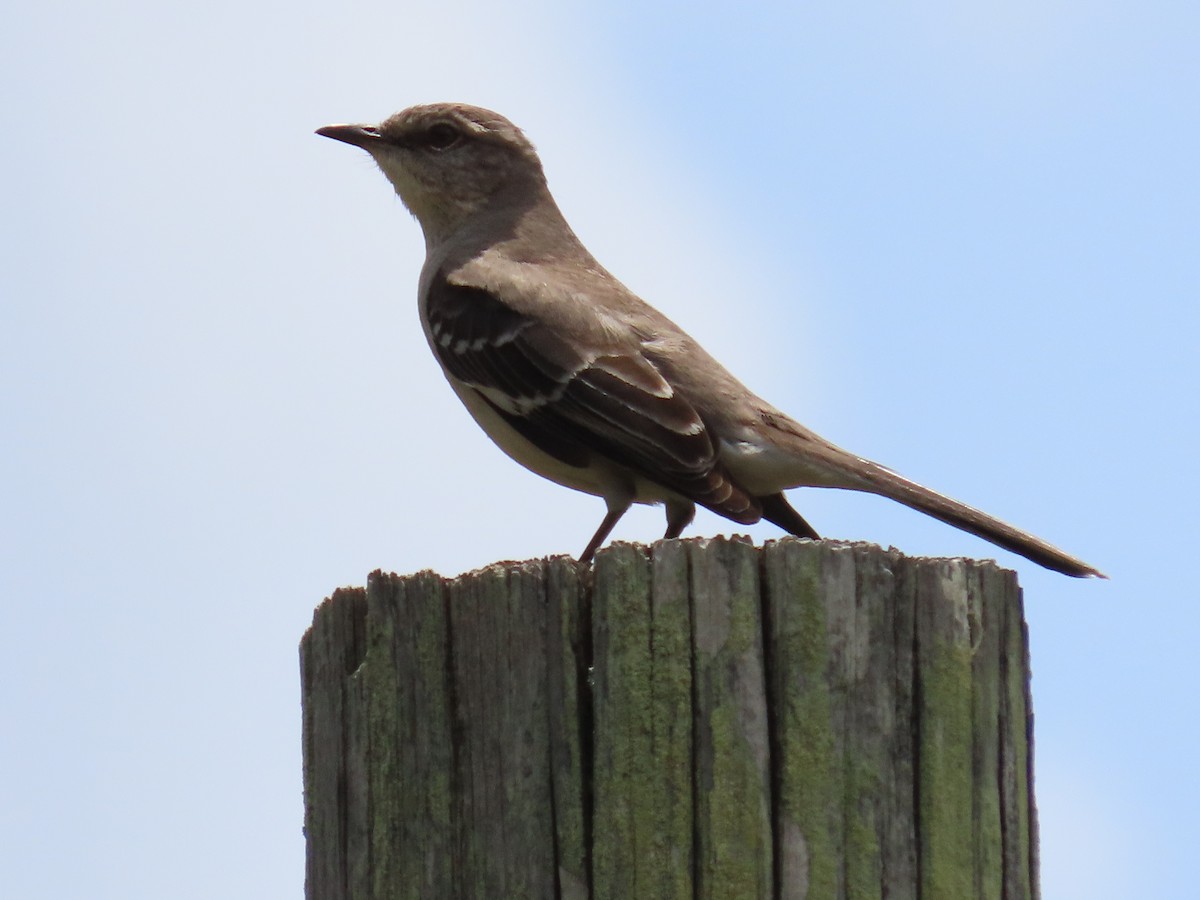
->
[{"left": 426, "top": 278, "right": 759, "bottom": 520}]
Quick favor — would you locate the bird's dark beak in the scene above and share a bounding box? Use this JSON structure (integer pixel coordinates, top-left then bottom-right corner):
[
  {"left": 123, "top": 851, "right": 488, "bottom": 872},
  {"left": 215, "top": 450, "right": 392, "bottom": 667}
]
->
[{"left": 315, "top": 124, "right": 382, "bottom": 149}]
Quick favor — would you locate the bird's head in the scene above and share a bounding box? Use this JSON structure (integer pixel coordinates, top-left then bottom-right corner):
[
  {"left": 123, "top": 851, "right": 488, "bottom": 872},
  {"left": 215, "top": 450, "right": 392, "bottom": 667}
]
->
[{"left": 317, "top": 103, "right": 548, "bottom": 247}]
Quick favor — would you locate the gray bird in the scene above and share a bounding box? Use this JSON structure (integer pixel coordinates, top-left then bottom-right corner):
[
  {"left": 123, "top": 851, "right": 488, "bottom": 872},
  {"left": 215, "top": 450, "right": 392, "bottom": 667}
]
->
[{"left": 317, "top": 102, "right": 1102, "bottom": 578}]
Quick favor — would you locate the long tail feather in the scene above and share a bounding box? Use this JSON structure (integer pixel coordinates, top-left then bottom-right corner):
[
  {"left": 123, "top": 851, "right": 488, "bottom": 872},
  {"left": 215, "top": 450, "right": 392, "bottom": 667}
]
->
[{"left": 850, "top": 459, "right": 1105, "bottom": 578}]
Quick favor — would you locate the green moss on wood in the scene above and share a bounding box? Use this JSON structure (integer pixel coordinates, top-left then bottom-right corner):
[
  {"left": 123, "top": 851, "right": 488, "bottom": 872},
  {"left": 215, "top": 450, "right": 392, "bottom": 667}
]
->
[
  {"left": 302, "top": 540, "right": 1040, "bottom": 900},
  {"left": 690, "top": 538, "right": 773, "bottom": 900},
  {"left": 764, "top": 540, "right": 842, "bottom": 898},
  {"left": 917, "top": 562, "right": 976, "bottom": 900}
]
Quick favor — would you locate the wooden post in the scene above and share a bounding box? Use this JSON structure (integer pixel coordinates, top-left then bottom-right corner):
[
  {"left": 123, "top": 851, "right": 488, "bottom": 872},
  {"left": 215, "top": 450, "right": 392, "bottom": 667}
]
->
[{"left": 300, "top": 537, "right": 1039, "bottom": 899}]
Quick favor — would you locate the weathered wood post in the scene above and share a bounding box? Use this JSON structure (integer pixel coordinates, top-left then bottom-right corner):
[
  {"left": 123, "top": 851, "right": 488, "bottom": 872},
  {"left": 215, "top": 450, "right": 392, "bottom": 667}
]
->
[{"left": 300, "top": 537, "right": 1038, "bottom": 899}]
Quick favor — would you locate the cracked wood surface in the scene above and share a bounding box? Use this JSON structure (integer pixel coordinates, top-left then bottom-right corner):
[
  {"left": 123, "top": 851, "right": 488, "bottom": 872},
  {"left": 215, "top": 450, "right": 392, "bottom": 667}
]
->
[{"left": 301, "top": 538, "right": 1038, "bottom": 899}]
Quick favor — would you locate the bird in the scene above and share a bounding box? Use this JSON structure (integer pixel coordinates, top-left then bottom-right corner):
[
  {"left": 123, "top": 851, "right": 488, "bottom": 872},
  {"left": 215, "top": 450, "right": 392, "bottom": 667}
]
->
[{"left": 316, "top": 102, "right": 1103, "bottom": 578}]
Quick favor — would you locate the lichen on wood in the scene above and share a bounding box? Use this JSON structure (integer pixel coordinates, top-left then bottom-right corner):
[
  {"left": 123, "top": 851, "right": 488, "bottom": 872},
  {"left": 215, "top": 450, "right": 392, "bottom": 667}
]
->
[{"left": 301, "top": 538, "right": 1039, "bottom": 899}]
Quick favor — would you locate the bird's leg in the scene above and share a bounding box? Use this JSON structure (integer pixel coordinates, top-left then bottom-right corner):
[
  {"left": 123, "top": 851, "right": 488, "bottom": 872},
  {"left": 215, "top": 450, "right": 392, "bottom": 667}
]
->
[
  {"left": 579, "top": 497, "right": 633, "bottom": 563},
  {"left": 663, "top": 499, "right": 696, "bottom": 540}
]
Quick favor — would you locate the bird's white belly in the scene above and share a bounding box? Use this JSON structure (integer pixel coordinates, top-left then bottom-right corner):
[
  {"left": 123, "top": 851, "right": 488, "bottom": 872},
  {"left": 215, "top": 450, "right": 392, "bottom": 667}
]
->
[{"left": 449, "top": 378, "right": 687, "bottom": 508}]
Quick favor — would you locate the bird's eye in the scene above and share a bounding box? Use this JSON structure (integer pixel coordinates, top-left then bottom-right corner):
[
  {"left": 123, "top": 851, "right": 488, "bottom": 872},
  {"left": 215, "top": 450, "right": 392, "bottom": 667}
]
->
[{"left": 423, "top": 123, "right": 462, "bottom": 151}]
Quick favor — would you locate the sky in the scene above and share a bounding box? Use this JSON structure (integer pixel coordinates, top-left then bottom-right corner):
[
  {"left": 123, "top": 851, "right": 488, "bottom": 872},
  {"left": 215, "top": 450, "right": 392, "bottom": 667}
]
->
[{"left": 2, "top": 1, "right": 1197, "bottom": 897}]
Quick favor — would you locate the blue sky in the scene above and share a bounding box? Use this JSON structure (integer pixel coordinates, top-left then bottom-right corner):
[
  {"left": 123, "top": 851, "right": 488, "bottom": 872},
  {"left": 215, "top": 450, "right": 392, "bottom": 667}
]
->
[{"left": 3, "top": 2, "right": 1196, "bottom": 897}]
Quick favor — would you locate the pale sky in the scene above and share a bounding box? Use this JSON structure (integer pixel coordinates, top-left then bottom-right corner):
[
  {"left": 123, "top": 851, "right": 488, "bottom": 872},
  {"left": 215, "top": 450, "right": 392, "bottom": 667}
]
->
[{"left": 3, "top": 2, "right": 1196, "bottom": 897}]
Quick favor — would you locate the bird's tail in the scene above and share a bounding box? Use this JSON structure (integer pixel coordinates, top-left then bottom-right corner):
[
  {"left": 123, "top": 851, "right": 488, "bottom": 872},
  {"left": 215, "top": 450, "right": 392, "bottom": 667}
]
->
[{"left": 845, "top": 458, "right": 1104, "bottom": 578}]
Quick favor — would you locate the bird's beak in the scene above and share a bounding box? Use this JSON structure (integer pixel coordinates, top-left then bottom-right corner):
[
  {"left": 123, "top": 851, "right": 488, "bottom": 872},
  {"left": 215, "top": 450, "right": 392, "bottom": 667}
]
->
[{"left": 315, "top": 124, "right": 382, "bottom": 150}]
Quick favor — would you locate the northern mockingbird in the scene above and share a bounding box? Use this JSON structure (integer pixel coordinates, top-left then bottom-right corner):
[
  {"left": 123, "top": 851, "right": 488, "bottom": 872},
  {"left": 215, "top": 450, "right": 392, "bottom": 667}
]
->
[{"left": 317, "top": 102, "right": 1102, "bottom": 578}]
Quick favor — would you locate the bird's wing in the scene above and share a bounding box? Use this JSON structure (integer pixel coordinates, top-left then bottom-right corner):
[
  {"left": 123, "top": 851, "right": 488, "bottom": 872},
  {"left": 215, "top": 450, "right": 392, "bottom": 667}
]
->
[{"left": 425, "top": 275, "right": 760, "bottom": 521}]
